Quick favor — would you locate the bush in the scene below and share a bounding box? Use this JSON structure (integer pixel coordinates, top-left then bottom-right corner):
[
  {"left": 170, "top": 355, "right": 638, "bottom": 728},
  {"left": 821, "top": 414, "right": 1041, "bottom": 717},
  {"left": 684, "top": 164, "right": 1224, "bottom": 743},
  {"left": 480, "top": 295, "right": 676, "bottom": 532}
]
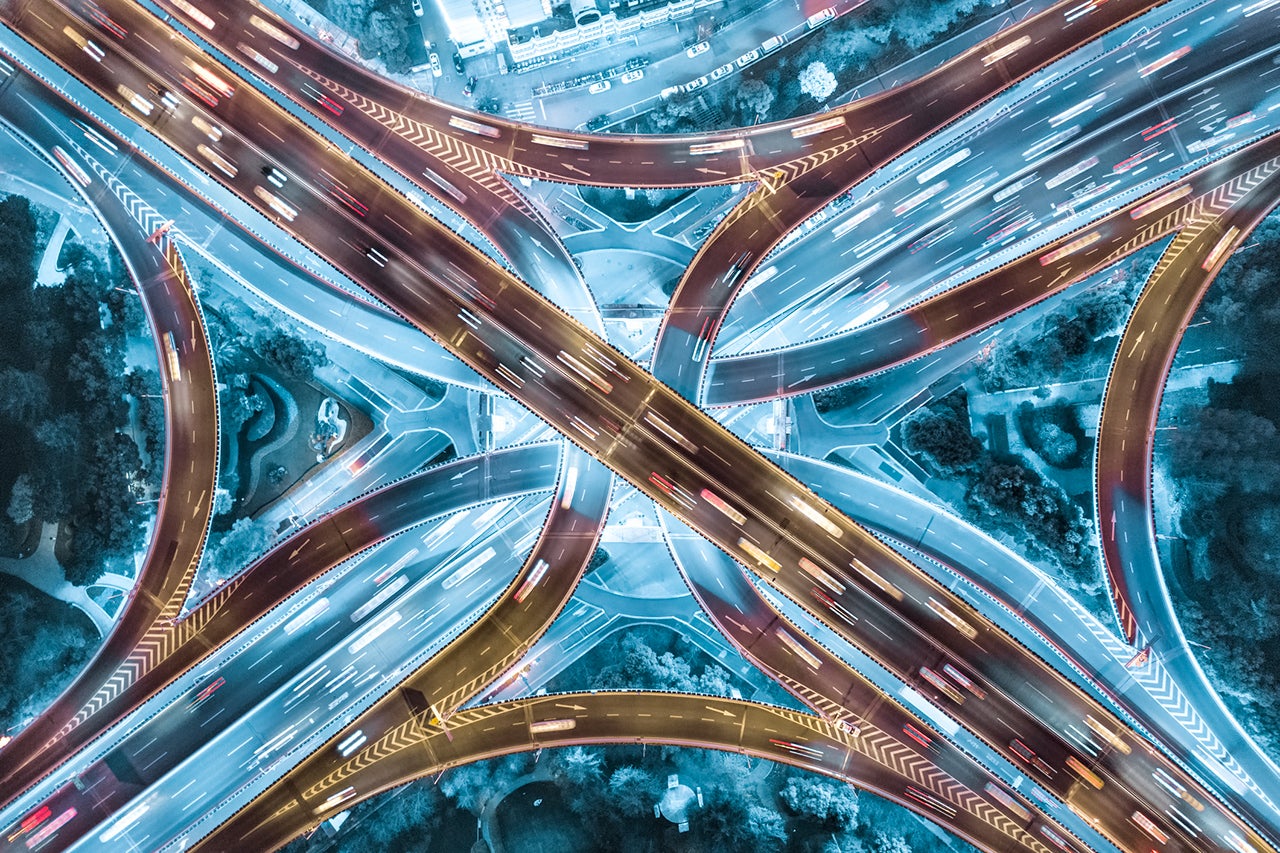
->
[{"left": 901, "top": 388, "right": 983, "bottom": 473}]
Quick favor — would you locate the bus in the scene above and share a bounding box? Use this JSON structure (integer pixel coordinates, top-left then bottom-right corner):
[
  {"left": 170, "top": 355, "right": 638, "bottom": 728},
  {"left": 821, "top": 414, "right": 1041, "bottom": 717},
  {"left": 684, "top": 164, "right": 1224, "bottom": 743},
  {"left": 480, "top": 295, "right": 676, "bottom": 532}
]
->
[
  {"left": 644, "top": 411, "right": 697, "bottom": 453},
  {"left": 799, "top": 557, "right": 845, "bottom": 595},
  {"left": 183, "top": 57, "right": 234, "bottom": 98},
  {"left": 557, "top": 350, "right": 613, "bottom": 394},
  {"left": 983, "top": 783, "right": 1030, "bottom": 821},
  {"left": 422, "top": 166, "right": 467, "bottom": 203},
  {"left": 1039, "top": 231, "right": 1100, "bottom": 265},
  {"left": 1066, "top": 755, "right": 1104, "bottom": 790},
  {"left": 283, "top": 597, "right": 329, "bottom": 635},
  {"left": 1131, "top": 810, "right": 1169, "bottom": 844},
  {"left": 249, "top": 13, "right": 300, "bottom": 48},
  {"left": 919, "top": 666, "right": 965, "bottom": 704},
  {"left": 197, "top": 143, "right": 237, "bottom": 178},
  {"left": 531, "top": 133, "right": 589, "bottom": 150},
  {"left": 1202, "top": 226, "right": 1240, "bottom": 271},
  {"left": 236, "top": 42, "right": 278, "bottom": 73},
  {"left": 787, "top": 495, "right": 842, "bottom": 538},
  {"left": 254, "top": 185, "right": 298, "bottom": 221},
  {"left": 738, "top": 537, "right": 781, "bottom": 572},
  {"left": 982, "top": 35, "right": 1030, "bottom": 66},
  {"left": 513, "top": 559, "right": 550, "bottom": 602},
  {"left": 917, "top": 148, "right": 970, "bottom": 184},
  {"left": 1130, "top": 184, "right": 1191, "bottom": 219},
  {"left": 689, "top": 138, "right": 747, "bottom": 155},
  {"left": 51, "top": 146, "right": 91, "bottom": 187},
  {"left": 530, "top": 718, "right": 577, "bottom": 734},
  {"left": 791, "top": 116, "right": 845, "bottom": 139},
  {"left": 1045, "top": 155, "right": 1098, "bottom": 189},
  {"left": 559, "top": 465, "right": 578, "bottom": 509},
  {"left": 163, "top": 331, "right": 182, "bottom": 377},
  {"left": 1084, "top": 714, "right": 1131, "bottom": 755},
  {"left": 351, "top": 574, "right": 406, "bottom": 622},
  {"left": 927, "top": 597, "right": 978, "bottom": 639},
  {"left": 449, "top": 115, "right": 501, "bottom": 139},
  {"left": 700, "top": 488, "right": 746, "bottom": 524},
  {"left": 832, "top": 203, "right": 881, "bottom": 238},
  {"left": 171, "top": 0, "right": 214, "bottom": 29},
  {"left": 849, "top": 556, "right": 903, "bottom": 600},
  {"left": 776, "top": 628, "right": 821, "bottom": 670}
]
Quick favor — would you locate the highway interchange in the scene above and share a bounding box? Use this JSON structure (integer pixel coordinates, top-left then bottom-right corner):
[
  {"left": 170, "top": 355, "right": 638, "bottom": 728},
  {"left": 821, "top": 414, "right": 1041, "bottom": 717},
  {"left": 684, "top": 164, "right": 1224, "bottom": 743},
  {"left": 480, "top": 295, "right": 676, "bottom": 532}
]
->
[{"left": 0, "top": 0, "right": 1278, "bottom": 851}]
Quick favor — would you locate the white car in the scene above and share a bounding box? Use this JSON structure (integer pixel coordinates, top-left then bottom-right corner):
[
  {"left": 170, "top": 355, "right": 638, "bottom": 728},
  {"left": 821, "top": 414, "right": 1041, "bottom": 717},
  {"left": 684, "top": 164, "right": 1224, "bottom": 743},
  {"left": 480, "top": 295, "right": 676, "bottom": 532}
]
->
[
  {"left": 686, "top": 41, "right": 710, "bottom": 59},
  {"left": 588, "top": 80, "right": 611, "bottom": 94},
  {"left": 429, "top": 52, "right": 442, "bottom": 77},
  {"left": 736, "top": 49, "right": 760, "bottom": 68},
  {"left": 710, "top": 63, "right": 733, "bottom": 81},
  {"left": 411, "top": 0, "right": 424, "bottom": 16},
  {"left": 619, "top": 69, "right": 644, "bottom": 84},
  {"left": 761, "top": 35, "right": 785, "bottom": 53},
  {"left": 684, "top": 75, "right": 709, "bottom": 92}
]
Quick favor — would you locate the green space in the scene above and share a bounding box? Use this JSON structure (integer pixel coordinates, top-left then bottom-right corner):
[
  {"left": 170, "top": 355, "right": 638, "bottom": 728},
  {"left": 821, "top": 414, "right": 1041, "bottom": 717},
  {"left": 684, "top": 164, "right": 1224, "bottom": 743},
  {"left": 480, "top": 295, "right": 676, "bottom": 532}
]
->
[
  {"left": 626, "top": 0, "right": 1008, "bottom": 134},
  {"left": 0, "top": 194, "right": 159, "bottom": 585},
  {"left": 1158, "top": 211, "right": 1280, "bottom": 754},
  {"left": 192, "top": 302, "right": 374, "bottom": 594},
  {"left": 0, "top": 573, "right": 98, "bottom": 731}
]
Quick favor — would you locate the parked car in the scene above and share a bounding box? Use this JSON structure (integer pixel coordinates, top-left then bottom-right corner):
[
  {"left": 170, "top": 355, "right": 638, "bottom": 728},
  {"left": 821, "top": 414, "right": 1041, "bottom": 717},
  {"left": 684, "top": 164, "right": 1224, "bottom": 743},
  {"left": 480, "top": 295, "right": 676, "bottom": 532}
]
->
[
  {"left": 588, "top": 80, "right": 611, "bottom": 94},
  {"left": 453, "top": 52, "right": 465, "bottom": 73},
  {"left": 710, "top": 62, "right": 733, "bottom": 81},
  {"left": 736, "top": 49, "right": 760, "bottom": 68},
  {"left": 620, "top": 69, "right": 644, "bottom": 84},
  {"left": 686, "top": 41, "right": 710, "bottom": 58},
  {"left": 761, "top": 35, "right": 785, "bottom": 53},
  {"left": 410, "top": 0, "right": 424, "bottom": 16},
  {"left": 684, "top": 75, "right": 709, "bottom": 92},
  {"left": 429, "top": 52, "right": 442, "bottom": 77}
]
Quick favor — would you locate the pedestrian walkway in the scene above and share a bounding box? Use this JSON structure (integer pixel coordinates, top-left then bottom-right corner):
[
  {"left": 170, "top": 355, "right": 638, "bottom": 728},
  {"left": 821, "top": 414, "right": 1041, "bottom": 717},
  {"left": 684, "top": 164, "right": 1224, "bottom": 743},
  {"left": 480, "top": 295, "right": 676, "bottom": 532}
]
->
[
  {"left": 475, "top": 763, "right": 556, "bottom": 853},
  {"left": 35, "top": 214, "right": 71, "bottom": 286},
  {"left": 0, "top": 522, "right": 115, "bottom": 636}
]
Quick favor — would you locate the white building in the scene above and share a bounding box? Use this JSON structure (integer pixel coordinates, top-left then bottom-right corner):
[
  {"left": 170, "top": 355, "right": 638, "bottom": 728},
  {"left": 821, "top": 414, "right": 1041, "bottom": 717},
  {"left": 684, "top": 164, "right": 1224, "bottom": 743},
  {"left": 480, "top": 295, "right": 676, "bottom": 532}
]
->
[{"left": 433, "top": 0, "right": 722, "bottom": 63}]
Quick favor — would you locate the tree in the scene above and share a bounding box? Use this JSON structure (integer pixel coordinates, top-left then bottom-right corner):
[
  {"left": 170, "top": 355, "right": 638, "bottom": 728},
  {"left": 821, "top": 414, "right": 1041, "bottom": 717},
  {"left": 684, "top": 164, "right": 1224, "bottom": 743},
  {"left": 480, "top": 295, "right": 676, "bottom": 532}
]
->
[
  {"left": 799, "top": 62, "right": 837, "bottom": 101},
  {"left": 698, "top": 786, "right": 786, "bottom": 853},
  {"left": 593, "top": 633, "right": 695, "bottom": 691},
  {"left": 553, "top": 746, "right": 604, "bottom": 788},
  {"left": 208, "top": 516, "right": 276, "bottom": 582},
  {"left": 0, "top": 368, "right": 50, "bottom": 422},
  {"left": 780, "top": 775, "right": 859, "bottom": 830},
  {"left": 734, "top": 78, "right": 775, "bottom": 122},
  {"left": 608, "top": 766, "right": 658, "bottom": 816},
  {"left": 1034, "top": 422, "right": 1078, "bottom": 466},
  {"left": 358, "top": 7, "right": 413, "bottom": 73},
  {"left": 254, "top": 330, "right": 328, "bottom": 381},
  {"left": 901, "top": 391, "right": 982, "bottom": 473},
  {"left": 0, "top": 195, "right": 37, "bottom": 290},
  {"left": 438, "top": 754, "right": 530, "bottom": 813},
  {"left": 7, "top": 473, "right": 33, "bottom": 525}
]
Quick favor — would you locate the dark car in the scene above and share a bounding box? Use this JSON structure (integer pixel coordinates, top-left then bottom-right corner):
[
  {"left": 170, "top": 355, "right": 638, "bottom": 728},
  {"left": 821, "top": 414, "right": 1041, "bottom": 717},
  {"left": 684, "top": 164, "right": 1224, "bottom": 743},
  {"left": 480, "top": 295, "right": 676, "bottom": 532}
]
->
[
  {"left": 463, "top": 75, "right": 476, "bottom": 97},
  {"left": 453, "top": 52, "right": 464, "bottom": 74}
]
